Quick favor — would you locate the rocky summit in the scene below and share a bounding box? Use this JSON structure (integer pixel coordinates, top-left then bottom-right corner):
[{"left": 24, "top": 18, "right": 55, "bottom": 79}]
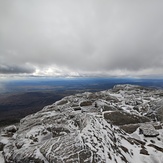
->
[{"left": 0, "top": 84, "right": 163, "bottom": 163}]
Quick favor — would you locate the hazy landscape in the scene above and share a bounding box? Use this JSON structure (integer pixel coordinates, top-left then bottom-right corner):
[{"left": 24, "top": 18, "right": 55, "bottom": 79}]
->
[
  {"left": 0, "top": 77, "right": 163, "bottom": 127},
  {"left": 1, "top": 1, "right": 163, "bottom": 162}
]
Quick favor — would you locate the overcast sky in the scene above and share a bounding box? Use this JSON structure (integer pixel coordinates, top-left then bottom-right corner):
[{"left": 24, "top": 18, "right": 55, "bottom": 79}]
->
[{"left": 0, "top": 0, "right": 163, "bottom": 78}]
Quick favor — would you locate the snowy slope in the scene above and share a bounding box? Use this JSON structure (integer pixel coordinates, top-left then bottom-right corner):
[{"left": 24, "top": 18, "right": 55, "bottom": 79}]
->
[{"left": 0, "top": 84, "right": 163, "bottom": 163}]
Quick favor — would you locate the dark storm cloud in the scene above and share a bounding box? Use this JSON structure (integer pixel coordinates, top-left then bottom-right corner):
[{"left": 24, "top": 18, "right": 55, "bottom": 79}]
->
[
  {"left": 0, "top": 0, "right": 163, "bottom": 77},
  {"left": 0, "top": 64, "right": 35, "bottom": 74}
]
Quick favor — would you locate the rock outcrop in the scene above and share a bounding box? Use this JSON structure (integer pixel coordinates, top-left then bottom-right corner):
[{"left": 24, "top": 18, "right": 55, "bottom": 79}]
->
[
  {"left": 139, "top": 124, "right": 159, "bottom": 137},
  {"left": 0, "top": 84, "right": 163, "bottom": 163}
]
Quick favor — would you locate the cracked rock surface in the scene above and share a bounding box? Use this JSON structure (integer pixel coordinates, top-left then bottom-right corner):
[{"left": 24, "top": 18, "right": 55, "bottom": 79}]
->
[{"left": 0, "top": 84, "right": 163, "bottom": 163}]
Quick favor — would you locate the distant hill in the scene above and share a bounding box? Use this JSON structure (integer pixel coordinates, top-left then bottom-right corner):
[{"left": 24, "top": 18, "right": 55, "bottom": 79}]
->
[{"left": 0, "top": 92, "right": 64, "bottom": 126}]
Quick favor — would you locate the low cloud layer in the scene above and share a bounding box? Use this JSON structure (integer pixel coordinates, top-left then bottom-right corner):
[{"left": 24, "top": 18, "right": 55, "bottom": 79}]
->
[
  {"left": 0, "top": 64, "right": 35, "bottom": 74},
  {"left": 0, "top": 0, "right": 163, "bottom": 77}
]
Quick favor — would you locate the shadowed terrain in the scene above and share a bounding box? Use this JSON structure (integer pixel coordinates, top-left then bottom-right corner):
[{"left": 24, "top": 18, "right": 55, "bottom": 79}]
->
[{"left": 0, "top": 92, "right": 64, "bottom": 126}]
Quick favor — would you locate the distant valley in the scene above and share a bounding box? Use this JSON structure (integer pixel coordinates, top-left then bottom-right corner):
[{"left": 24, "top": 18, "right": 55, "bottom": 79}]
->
[{"left": 0, "top": 77, "right": 163, "bottom": 126}]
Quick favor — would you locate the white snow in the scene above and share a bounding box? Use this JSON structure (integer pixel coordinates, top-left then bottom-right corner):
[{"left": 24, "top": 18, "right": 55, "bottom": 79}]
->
[
  {"left": 0, "top": 152, "right": 5, "bottom": 163},
  {"left": 1, "top": 84, "right": 163, "bottom": 163}
]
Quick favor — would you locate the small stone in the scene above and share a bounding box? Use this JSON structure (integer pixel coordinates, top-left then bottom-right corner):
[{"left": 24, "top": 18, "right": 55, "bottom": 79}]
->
[
  {"left": 4, "top": 125, "right": 17, "bottom": 134},
  {"left": 0, "top": 142, "right": 5, "bottom": 151}
]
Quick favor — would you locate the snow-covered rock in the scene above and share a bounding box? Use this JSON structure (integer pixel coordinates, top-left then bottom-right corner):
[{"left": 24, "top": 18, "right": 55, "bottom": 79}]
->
[
  {"left": 0, "top": 84, "right": 163, "bottom": 163},
  {"left": 139, "top": 124, "right": 159, "bottom": 137}
]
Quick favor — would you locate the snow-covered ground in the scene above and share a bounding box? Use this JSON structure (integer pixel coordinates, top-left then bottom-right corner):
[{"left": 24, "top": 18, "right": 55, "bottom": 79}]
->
[
  {"left": 0, "top": 84, "right": 163, "bottom": 162},
  {"left": 0, "top": 152, "right": 5, "bottom": 163}
]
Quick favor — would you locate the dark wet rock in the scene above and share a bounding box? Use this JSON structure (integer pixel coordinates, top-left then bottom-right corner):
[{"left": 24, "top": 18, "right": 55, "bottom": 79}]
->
[
  {"left": 133, "top": 106, "right": 139, "bottom": 112},
  {"left": 120, "top": 145, "right": 129, "bottom": 153},
  {"left": 87, "top": 93, "right": 98, "bottom": 100},
  {"left": 120, "top": 124, "right": 140, "bottom": 134},
  {"left": 105, "top": 95, "right": 119, "bottom": 103},
  {"left": 50, "top": 126, "right": 70, "bottom": 137},
  {"left": 79, "top": 150, "right": 92, "bottom": 162},
  {"left": 153, "top": 124, "right": 162, "bottom": 130},
  {"left": 73, "top": 107, "right": 81, "bottom": 111},
  {"left": 15, "top": 141, "right": 24, "bottom": 149},
  {"left": 80, "top": 100, "right": 92, "bottom": 107},
  {"left": 4, "top": 125, "right": 17, "bottom": 133},
  {"left": 0, "top": 142, "right": 5, "bottom": 151},
  {"left": 103, "top": 105, "right": 116, "bottom": 111},
  {"left": 140, "top": 148, "right": 149, "bottom": 155},
  {"left": 104, "top": 111, "right": 150, "bottom": 125},
  {"left": 2, "top": 125, "right": 18, "bottom": 137},
  {"left": 57, "top": 100, "right": 68, "bottom": 105}
]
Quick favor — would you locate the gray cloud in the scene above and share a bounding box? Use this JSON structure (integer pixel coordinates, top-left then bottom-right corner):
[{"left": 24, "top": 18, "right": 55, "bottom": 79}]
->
[
  {"left": 0, "top": 64, "right": 35, "bottom": 74},
  {"left": 0, "top": 0, "right": 163, "bottom": 77}
]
